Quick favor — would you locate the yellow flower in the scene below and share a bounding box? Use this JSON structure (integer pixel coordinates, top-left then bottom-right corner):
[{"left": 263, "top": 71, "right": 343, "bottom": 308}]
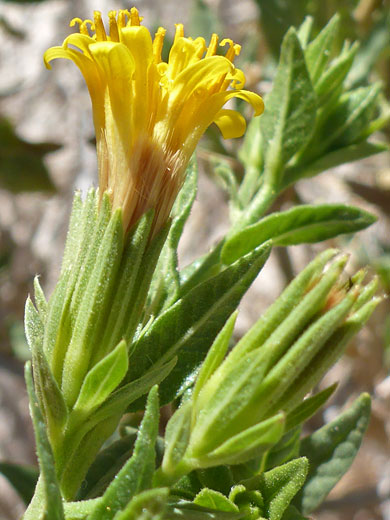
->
[{"left": 44, "top": 7, "right": 264, "bottom": 234}]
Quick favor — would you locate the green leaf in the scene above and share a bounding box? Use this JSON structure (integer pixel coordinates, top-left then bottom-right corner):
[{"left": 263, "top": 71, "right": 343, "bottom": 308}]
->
[
  {"left": 271, "top": 298, "right": 380, "bottom": 416},
  {"left": 194, "top": 489, "right": 239, "bottom": 513},
  {"left": 148, "top": 158, "right": 197, "bottom": 314},
  {"left": 200, "top": 413, "right": 285, "bottom": 467},
  {"left": 33, "top": 276, "right": 48, "bottom": 322},
  {"left": 85, "top": 357, "right": 176, "bottom": 426},
  {"left": 113, "top": 488, "right": 169, "bottom": 520},
  {"left": 265, "top": 427, "right": 301, "bottom": 470},
  {"left": 168, "top": 499, "right": 245, "bottom": 519},
  {"left": 61, "top": 207, "right": 124, "bottom": 408},
  {"left": 0, "top": 462, "right": 38, "bottom": 505},
  {"left": 284, "top": 141, "right": 389, "bottom": 187},
  {"left": 88, "top": 386, "right": 160, "bottom": 520},
  {"left": 285, "top": 383, "right": 338, "bottom": 432},
  {"left": 294, "top": 393, "right": 371, "bottom": 514},
  {"left": 304, "top": 14, "right": 340, "bottom": 84},
  {"left": 24, "top": 362, "right": 64, "bottom": 520},
  {"left": 46, "top": 189, "right": 99, "bottom": 379},
  {"left": 179, "top": 241, "right": 224, "bottom": 296},
  {"left": 162, "top": 401, "right": 192, "bottom": 477},
  {"left": 193, "top": 311, "right": 237, "bottom": 402},
  {"left": 90, "top": 210, "right": 154, "bottom": 365},
  {"left": 25, "top": 298, "right": 68, "bottom": 439},
  {"left": 248, "top": 458, "right": 309, "bottom": 520},
  {"left": 223, "top": 249, "right": 337, "bottom": 363},
  {"left": 72, "top": 340, "right": 128, "bottom": 417},
  {"left": 297, "top": 17, "right": 313, "bottom": 49},
  {"left": 315, "top": 42, "right": 359, "bottom": 106},
  {"left": 78, "top": 432, "right": 138, "bottom": 499},
  {"left": 261, "top": 28, "right": 316, "bottom": 187},
  {"left": 251, "top": 285, "right": 357, "bottom": 420},
  {"left": 222, "top": 204, "right": 376, "bottom": 263},
  {"left": 129, "top": 243, "right": 271, "bottom": 406},
  {"left": 321, "top": 84, "right": 382, "bottom": 149},
  {"left": 197, "top": 466, "right": 235, "bottom": 497}
]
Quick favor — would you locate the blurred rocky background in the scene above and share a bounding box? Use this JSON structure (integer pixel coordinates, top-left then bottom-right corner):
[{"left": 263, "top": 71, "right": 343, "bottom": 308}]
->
[{"left": 0, "top": 0, "right": 389, "bottom": 518}]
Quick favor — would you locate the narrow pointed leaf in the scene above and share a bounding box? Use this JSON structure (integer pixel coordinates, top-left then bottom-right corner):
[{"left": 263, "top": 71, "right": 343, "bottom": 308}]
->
[
  {"left": 162, "top": 401, "right": 192, "bottom": 476},
  {"left": 305, "top": 14, "right": 340, "bottom": 84},
  {"left": 201, "top": 413, "right": 285, "bottom": 467},
  {"left": 78, "top": 432, "right": 138, "bottom": 499},
  {"left": 129, "top": 243, "right": 271, "bottom": 406},
  {"left": 285, "top": 383, "right": 338, "bottom": 432},
  {"left": 248, "top": 458, "right": 309, "bottom": 520},
  {"left": 193, "top": 311, "right": 237, "bottom": 402},
  {"left": 24, "top": 362, "right": 64, "bottom": 520},
  {"left": 33, "top": 276, "right": 48, "bottom": 321},
  {"left": 194, "top": 489, "right": 239, "bottom": 513},
  {"left": 61, "top": 208, "right": 124, "bottom": 407},
  {"left": 284, "top": 141, "right": 389, "bottom": 187},
  {"left": 88, "top": 386, "right": 160, "bottom": 520},
  {"left": 113, "top": 488, "right": 169, "bottom": 520},
  {"left": 73, "top": 340, "right": 128, "bottom": 416},
  {"left": 294, "top": 393, "right": 371, "bottom": 514},
  {"left": 261, "top": 28, "right": 316, "bottom": 186},
  {"left": 25, "top": 298, "right": 67, "bottom": 434},
  {"left": 222, "top": 205, "right": 376, "bottom": 264}
]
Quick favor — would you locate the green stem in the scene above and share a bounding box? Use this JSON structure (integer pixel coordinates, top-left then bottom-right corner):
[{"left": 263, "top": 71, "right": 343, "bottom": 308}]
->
[
  {"left": 232, "top": 182, "right": 277, "bottom": 233},
  {"left": 22, "top": 475, "right": 46, "bottom": 520}
]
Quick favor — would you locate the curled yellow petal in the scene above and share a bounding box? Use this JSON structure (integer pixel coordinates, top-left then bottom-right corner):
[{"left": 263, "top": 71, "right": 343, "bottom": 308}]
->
[{"left": 213, "top": 109, "right": 247, "bottom": 139}]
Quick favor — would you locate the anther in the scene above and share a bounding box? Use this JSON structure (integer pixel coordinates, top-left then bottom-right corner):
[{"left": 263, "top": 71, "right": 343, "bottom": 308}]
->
[
  {"left": 220, "top": 38, "right": 241, "bottom": 62},
  {"left": 69, "top": 17, "right": 90, "bottom": 35}
]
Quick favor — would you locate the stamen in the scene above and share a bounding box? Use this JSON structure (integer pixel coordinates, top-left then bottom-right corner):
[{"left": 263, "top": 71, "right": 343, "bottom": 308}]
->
[
  {"left": 206, "top": 33, "right": 219, "bottom": 57},
  {"left": 193, "top": 37, "right": 207, "bottom": 59},
  {"left": 153, "top": 27, "right": 166, "bottom": 63},
  {"left": 130, "top": 7, "right": 142, "bottom": 26},
  {"left": 117, "top": 9, "right": 130, "bottom": 30},
  {"left": 108, "top": 11, "right": 119, "bottom": 42},
  {"left": 93, "top": 11, "right": 107, "bottom": 41},
  {"left": 220, "top": 38, "right": 241, "bottom": 62},
  {"left": 70, "top": 17, "right": 93, "bottom": 36},
  {"left": 174, "top": 24, "right": 184, "bottom": 42}
]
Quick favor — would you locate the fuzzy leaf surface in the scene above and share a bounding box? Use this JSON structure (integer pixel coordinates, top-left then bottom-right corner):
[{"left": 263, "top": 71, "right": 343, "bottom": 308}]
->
[
  {"left": 88, "top": 386, "right": 159, "bottom": 520},
  {"left": 24, "top": 363, "right": 64, "bottom": 520},
  {"left": 248, "top": 458, "right": 309, "bottom": 520},
  {"left": 294, "top": 393, "right": 371, "bottom": 514},
  {"left": 222, "top": 204, "right": 376, "bottom": 263},
  {"left": 129, "top": 243, "right": 271, "bottom": 406},
  {"left": 73, "top": 340, "right": 128, "bottom": 416},
  {"left": 261, "top": 28, "right": 316, "bottom": 186}
]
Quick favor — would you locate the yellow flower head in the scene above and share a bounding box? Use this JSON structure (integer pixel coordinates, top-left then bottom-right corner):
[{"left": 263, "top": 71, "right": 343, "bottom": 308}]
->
[{"left": 44, "top": 7, "right": 264, "bottom": 234}]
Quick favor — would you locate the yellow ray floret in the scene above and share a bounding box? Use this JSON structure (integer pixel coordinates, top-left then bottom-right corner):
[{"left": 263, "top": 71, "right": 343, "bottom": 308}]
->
[{"left": 44, "top": 7, "right": 264, "bottom": 234}]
